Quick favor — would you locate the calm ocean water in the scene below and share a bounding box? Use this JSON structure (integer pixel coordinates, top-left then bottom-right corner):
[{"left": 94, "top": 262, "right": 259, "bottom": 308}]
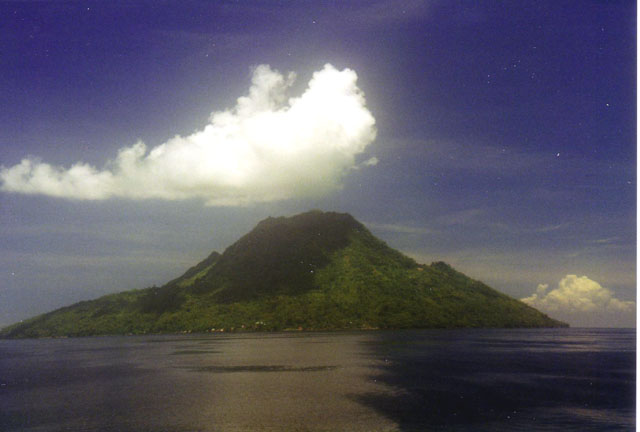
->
[{"left": 0, "top": 328, "right": 634, "bottom": 431}]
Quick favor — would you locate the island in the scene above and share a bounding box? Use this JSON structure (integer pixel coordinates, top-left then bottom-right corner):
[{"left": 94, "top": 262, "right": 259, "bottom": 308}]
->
[{"left": 1, "top": 210, "right": 566, "bottom": 338}]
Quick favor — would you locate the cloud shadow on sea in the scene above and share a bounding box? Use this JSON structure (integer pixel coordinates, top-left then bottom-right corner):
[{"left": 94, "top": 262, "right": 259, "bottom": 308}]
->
[{"left": 352, "top": 329, "right": 635, "bottom": 431}]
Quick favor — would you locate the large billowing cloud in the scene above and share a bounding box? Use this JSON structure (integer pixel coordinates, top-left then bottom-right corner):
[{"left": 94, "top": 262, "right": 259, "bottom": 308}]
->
[
  {"left": 522, "top": 275, "right": 635, "bottom": 326},
  {"left": 1, "top": 64, "right": 377, "bottom": 206}
]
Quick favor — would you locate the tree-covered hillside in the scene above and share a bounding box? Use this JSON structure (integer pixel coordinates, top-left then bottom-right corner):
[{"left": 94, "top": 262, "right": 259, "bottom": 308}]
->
[{"left": 0, "top": 211, "right": 566, "bottom": 338}]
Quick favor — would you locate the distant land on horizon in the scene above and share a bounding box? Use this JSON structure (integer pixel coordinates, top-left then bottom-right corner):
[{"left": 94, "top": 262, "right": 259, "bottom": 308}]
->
[{"left": 0, "top": 210, "right": 567, "bottom": 338}]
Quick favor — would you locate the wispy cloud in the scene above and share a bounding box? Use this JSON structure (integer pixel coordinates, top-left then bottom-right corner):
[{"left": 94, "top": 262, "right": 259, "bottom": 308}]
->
[
  {"left": 365, "top": 222, "right": 431, "bottom": 235},
  {"left": 383, "top": 137, "right": 634, "bottom": 184},
  {"left": 1, "top": 64, "right": 376, "bottom": 206},
  {"left": 343, "top": 0, "right": 432, "bottom": 27},
  {"left": 432, "top": 208, "right": 569, "bottom": 234},
  {"left": 2, "top": 250, "right": 197, "bottom": 271},
  {"left": 533, "top": 224, "right": 567, "bottom": 233},
  {"left": 591, "top": 237, "right": 621, "bottom": 245},
  {"left": 436, "top": 208, "right": 486, "bottom": 226},
  {"left": 362, "top": 156, "right": 379, "bottom": 167},
  {"left": 228, "top": 0, "right": 433, "bottom": 30}
]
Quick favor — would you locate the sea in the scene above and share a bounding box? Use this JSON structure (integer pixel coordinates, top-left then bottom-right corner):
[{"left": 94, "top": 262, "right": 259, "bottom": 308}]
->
[{"left": 0, "top": 328, "right": 634, "bottom": 431}]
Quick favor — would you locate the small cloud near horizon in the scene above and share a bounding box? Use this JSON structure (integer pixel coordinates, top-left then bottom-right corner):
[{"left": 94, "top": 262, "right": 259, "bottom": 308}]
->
[
  {"left": 0, "top": 64, "right": 377, "bottom": 206},
  {"left": 521, "top": 275, "right": 635, "bottom": 327}
]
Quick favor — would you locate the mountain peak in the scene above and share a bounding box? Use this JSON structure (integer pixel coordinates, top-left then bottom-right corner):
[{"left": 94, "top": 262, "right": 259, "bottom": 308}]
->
[
  {"left": 254, "top": 210, "right": 362, "bottom": 230},
  {"left": 210, "top": 211, "right": 370, "bottom": 302},
  {"left": 0, "top": 210, "right": 567, "bottom": 338}
]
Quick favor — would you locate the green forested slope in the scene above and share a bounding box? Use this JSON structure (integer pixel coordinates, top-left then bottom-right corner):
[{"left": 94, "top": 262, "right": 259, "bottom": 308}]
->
[{"left": 0, "top": 211, "right": 566, "bottom": 338}]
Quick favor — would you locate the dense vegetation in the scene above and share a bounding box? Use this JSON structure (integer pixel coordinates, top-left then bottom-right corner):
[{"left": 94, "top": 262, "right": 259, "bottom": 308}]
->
[{"left": 0, "top": 211, "right": 566, "bottom": 338}]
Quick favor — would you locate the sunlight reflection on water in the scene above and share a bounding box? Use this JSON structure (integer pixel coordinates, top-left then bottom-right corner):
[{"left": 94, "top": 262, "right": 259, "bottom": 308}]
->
[{"left": 0, "top": 328, "right": 634, "bottom": 431}]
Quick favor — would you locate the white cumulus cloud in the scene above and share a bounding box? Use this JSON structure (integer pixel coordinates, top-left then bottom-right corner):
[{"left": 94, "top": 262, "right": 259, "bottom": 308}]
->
[
  {"left": 1, "top": 64, "right": 377, "bottom": 206},
  {"left": 521, "top": 275, "right": 635, "bottom": 326}
]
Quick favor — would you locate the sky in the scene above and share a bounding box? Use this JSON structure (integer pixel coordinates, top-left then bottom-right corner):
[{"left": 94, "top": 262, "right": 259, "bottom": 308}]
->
[{"left": 0, "top": 0, "right": 635, "bottom": 328}]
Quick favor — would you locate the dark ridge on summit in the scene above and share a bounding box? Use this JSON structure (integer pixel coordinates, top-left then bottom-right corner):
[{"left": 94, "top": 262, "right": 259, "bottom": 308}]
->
[{"left": 205, "top": 211, "right": 372, "bottom": 302}]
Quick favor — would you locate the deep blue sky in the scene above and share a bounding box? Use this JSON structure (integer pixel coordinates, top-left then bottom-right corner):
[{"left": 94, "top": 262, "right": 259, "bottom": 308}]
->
[{"left": 0, "top": 1, "right": 635, "bottom": 327}]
